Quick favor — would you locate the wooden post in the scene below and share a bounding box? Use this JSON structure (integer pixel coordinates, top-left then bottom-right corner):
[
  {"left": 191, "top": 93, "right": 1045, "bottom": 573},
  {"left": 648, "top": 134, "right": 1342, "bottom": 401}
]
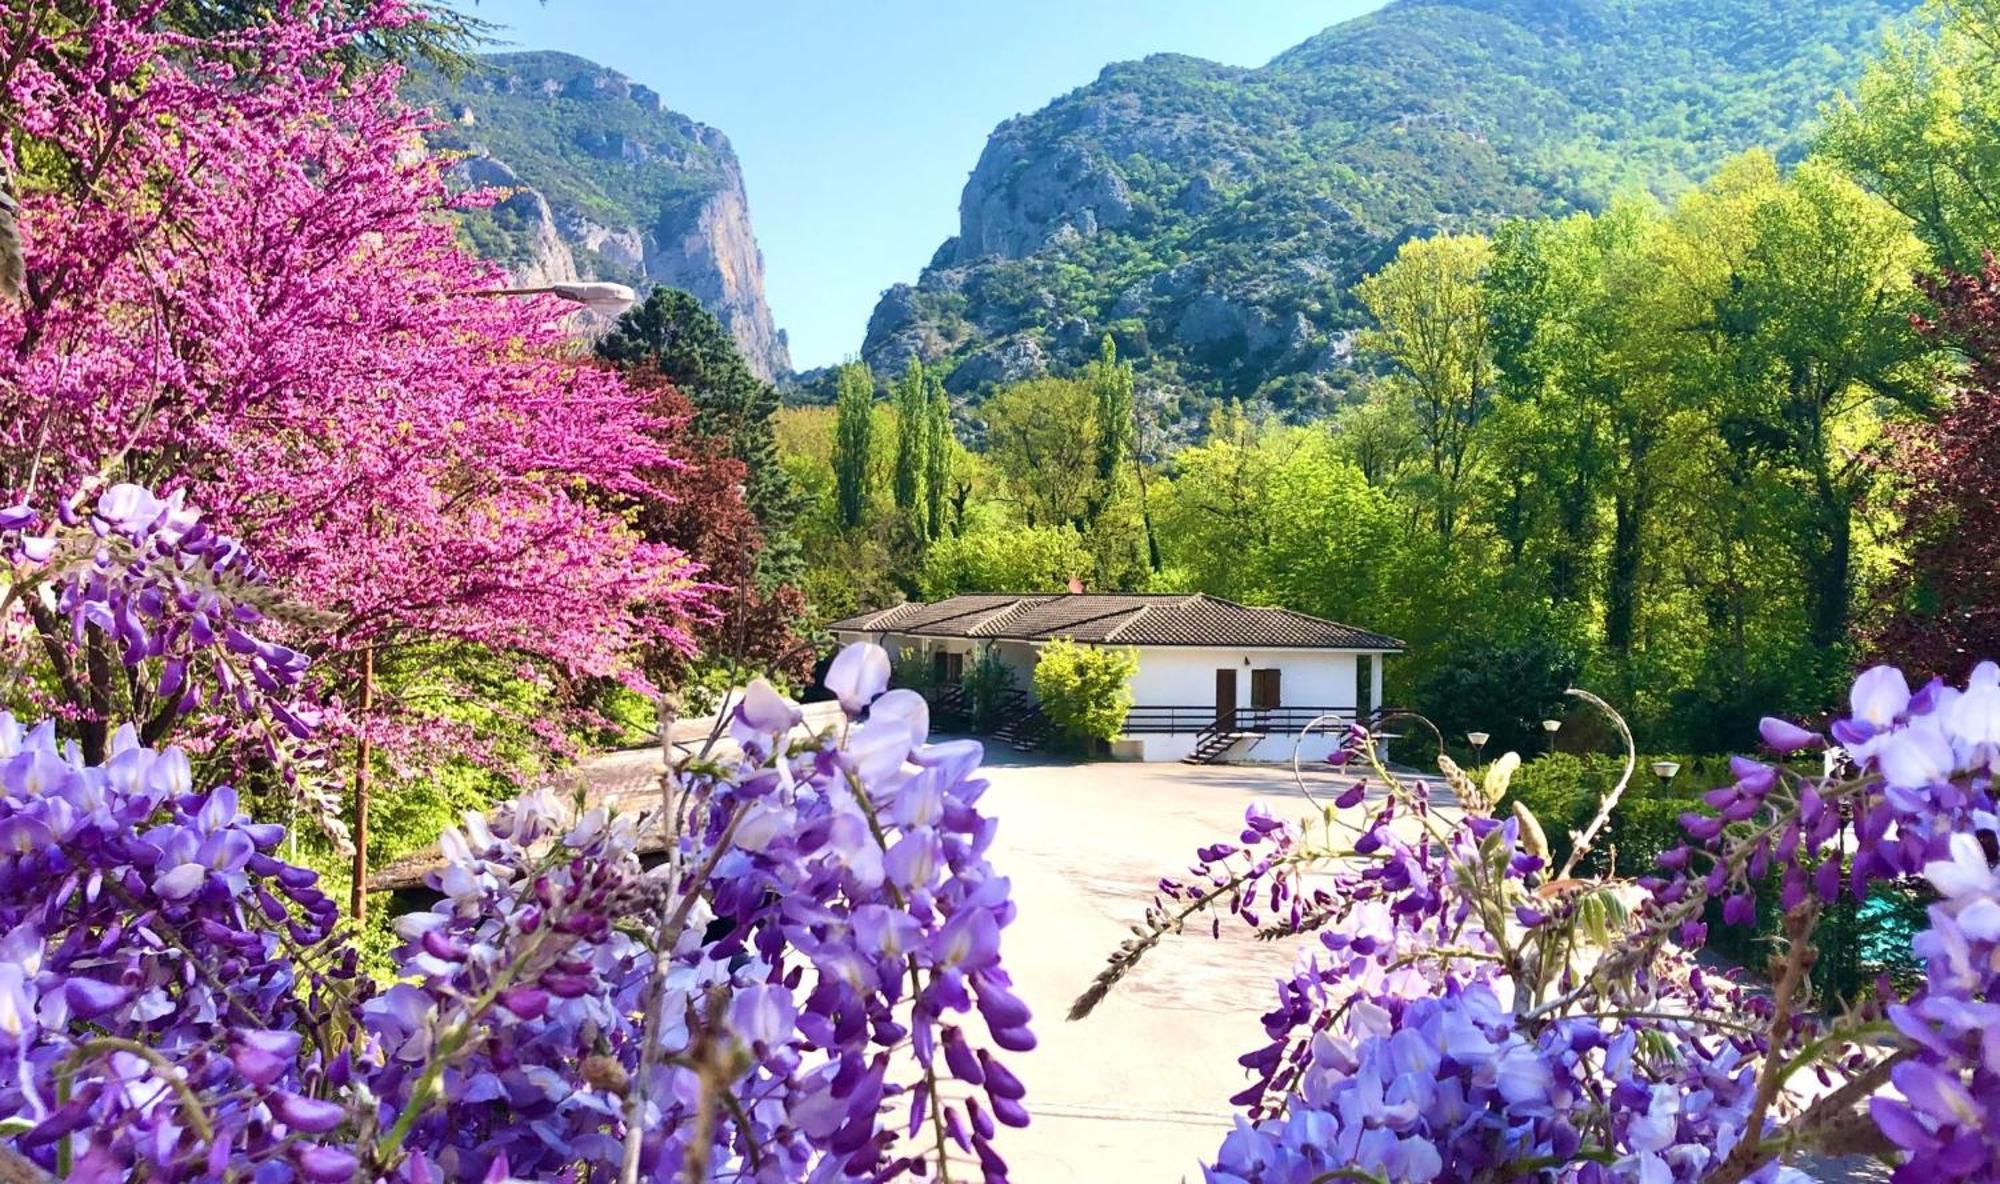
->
[{"left": 349, "top": 646, "right": 375, "bottom": 924}]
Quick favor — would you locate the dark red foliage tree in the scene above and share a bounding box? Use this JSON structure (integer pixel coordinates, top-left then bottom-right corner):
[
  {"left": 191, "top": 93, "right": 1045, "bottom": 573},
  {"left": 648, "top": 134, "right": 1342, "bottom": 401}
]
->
[
  {"left": 1876, "top": 251, "right": 2000, "bottom": 677},
  {"left": 622, "top": 367, "right": 810, "bottom": 689}
]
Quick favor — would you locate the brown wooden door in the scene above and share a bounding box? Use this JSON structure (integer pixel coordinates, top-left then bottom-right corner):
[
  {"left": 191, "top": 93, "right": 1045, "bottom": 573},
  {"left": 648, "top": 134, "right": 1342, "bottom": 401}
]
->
[{"left": 1215, "top": 668, "right": 1237, "bottom": 729}]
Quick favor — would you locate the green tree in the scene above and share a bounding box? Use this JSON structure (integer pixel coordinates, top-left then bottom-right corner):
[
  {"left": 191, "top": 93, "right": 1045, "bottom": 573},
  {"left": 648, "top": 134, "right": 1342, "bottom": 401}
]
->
[
  {"left": 1708, "top": 157, "right": 1938, "bottom": 656},
  {"left": 1086, "top": 335, "right": 1133, "bottom": 527},
  {"left": 1032, "top": 640, "right": 1139, "bottom": 749},
  {"left": 918, "top": 525, "right": 1092, "bottom": 599},
  {"left": 981, "top": 376, "right": 1099, "bottom": 529},
  {"left": 1156, "top": 425, "right": 1400, "bottom": 629},
  {"left": 1330, "top": 383, "right": 1419, "bottom": 490},
  {"left": 833, "top": 362, "right": 876, "bottom": 531},
  {"left": 1355, "top": 233, "right": 1496, "bottom": 546},
  {"left": 1821, "top": 0, "right": 2000, "bottom": 269},
  {"left": 1486, "top": 201, "right": 1665, "bottom": 654},
  {"left": 597, "top": 286, "right": 805, "bottom": 584},
  {"left": 891, "top": 359, "right": 930, "bottom": 527},
  {"left": 923, "top": 381, "right": 953, "bottom": 540}
]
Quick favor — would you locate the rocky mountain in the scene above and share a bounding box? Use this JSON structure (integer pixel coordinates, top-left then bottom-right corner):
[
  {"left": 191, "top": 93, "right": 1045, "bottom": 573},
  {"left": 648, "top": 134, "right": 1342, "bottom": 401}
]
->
[
  {"left": 865, "top": 0, "right": 1919, "bottom": 418},
  {"left": 406, "top": 52, "right": 791, "bottom": 381}
]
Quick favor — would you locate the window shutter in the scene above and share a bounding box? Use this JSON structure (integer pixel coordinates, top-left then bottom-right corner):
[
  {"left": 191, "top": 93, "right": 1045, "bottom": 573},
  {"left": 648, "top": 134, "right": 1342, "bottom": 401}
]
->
[{"left": 1252, "top": 668, "right": 1280, "bottom": 709}]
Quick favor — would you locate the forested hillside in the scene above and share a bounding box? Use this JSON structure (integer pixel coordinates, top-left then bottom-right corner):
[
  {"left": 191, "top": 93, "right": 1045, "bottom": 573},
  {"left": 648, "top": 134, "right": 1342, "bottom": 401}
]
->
[{"left": 864, "top": 0, "right": 1917, "bottom": 424}]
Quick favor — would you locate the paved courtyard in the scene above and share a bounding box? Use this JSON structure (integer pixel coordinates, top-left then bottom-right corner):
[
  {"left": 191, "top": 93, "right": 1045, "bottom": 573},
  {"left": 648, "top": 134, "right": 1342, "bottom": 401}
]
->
[
  {"left": 564, "top": 732, "right": 1884, "bottom": 1182},
  {"left": 573, "top": 737, "right": 1405, "bottom": 1181},
  {"left": 968, "top": 747, "right": 1363, "bottom": 1183}
]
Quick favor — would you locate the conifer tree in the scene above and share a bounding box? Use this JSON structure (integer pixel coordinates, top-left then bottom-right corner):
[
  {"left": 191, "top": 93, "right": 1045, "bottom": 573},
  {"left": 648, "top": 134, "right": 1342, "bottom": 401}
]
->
[
  {"left": 833, "top": 361, "right": 876, "bottom": 530},
  {"left": 597, "top": 287, "right": 806, "bottom": 584}
]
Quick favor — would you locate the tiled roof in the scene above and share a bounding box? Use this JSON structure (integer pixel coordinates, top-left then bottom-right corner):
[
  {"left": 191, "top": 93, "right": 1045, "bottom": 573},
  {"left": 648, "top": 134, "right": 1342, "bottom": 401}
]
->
[
  {"left": 827, "top": 595, "right": 1037, "bottom": 635},
  {"left": 830, "top": 593, "right": 1401, "bottom": 651}
]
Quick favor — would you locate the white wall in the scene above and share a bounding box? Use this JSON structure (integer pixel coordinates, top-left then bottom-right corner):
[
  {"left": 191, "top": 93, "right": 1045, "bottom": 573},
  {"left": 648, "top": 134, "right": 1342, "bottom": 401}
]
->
[
  {"left": 1128, "top": 646, "right": 1358, "bottom": 711},
  {"left": 1126, "top": 646, "right": 1372, "bottom": 763}
]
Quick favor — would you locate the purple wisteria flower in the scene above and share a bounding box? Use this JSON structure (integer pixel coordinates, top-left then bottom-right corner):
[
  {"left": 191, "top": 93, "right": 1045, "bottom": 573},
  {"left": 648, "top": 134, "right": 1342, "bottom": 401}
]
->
[
  {"left": 1084, "top": 661, "right": 2000, "bottom": 1183},
  {"left": 0, "top": 640, "right": 1028, "bottom": 1182}
]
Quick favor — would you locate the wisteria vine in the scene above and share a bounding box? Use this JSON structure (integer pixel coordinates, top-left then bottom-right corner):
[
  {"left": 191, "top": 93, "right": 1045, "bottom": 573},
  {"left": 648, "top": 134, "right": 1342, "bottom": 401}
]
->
[
  {"left": 0, "top": 498, "right": 1032, "bottom": 1182},
  {"left": 1077, "top": 667, "right": 2000, "bottom": 1182}
]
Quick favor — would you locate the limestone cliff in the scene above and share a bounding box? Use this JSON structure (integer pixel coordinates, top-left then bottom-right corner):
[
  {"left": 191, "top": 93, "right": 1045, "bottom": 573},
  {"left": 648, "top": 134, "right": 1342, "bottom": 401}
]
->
[{"left": 408, "top": 52, "right": 791, "bottom": 381}]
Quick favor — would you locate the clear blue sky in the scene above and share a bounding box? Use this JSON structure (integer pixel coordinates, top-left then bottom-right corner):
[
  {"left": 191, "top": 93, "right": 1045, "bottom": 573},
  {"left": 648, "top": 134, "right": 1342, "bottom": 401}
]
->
[{"left": 452, "top": 1, "right": 1384, "bottom": 368}]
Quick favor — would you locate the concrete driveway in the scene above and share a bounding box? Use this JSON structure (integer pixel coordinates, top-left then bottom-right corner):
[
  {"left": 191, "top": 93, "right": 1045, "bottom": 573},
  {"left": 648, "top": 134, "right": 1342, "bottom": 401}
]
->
[{"left": 969, "top": 746, "right": 1375, "bottom": 1183}]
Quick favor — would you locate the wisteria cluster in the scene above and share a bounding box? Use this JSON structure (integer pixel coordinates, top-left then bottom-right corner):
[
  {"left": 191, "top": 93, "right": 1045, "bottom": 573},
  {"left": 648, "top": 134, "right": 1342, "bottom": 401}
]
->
[
  {"left": 2, "top": 481, "right": 343, "bottom": 845},
  {"left": 4, "top": 483, "right": 310, "bottom": 727},
  {"left": 1081, "top": 665, "right": 2000, "bottom": 1183},
  {"left": 0, "top": 642, "right": 1029, "bottom": 1181},
  {"left": 358, "top": 643, "right": 1031, "bottom": 1182}
]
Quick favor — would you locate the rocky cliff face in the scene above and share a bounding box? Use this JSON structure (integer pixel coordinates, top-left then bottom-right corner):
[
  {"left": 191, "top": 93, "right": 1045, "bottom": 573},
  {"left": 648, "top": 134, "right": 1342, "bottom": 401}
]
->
[
  {"left": 409, "top": 52, "right": 791, "bottom": 381},
  {"left": 864, "top": 0, "right": 1916, "bottom": 418}
]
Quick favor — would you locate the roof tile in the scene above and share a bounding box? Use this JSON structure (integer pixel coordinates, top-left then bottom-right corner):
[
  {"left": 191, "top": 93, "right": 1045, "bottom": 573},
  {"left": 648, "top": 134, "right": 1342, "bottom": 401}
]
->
[{"left": 831, "top": 593, "right": 1401, "bottom": 651}]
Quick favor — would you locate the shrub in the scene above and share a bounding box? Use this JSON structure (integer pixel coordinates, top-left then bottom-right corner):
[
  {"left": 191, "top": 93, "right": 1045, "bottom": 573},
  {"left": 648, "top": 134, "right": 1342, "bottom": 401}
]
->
[
  {"left": 1495, "top": 751, "right": 1734, "bottom": 877},
  {"left": 1410, "top": 632, "right": 1584, "bottom": 757},
  {"left": 889, "top": 647, "right": 939, "bottom": 696},
  {"left": 1033, "top": 640, "right": 1138, "bottom": 748}
]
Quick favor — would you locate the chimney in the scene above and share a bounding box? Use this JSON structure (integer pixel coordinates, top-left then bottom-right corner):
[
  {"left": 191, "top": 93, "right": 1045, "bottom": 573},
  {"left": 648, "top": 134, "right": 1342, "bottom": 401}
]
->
[{"left": 1066, "top": 576, "right": 1085, "bottom": 594}]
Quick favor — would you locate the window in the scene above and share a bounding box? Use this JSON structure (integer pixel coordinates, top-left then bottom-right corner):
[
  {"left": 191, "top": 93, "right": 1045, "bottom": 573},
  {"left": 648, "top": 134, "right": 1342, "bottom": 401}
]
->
[
  {"left": 1357, "top": 655, "right": 1374, "bottom": 717},
  {"left": 932, "top": 650, "right": 964, "bottom": 684},
  {"left": 1251, "top": 668, "right": 1281, "bottom": 710}
]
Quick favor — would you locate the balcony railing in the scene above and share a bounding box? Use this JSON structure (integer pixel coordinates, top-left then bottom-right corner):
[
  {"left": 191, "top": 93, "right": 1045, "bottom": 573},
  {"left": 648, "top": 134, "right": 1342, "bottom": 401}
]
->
[{"left": 1121, "top": 705, "right": 1374, "bottom": 736}]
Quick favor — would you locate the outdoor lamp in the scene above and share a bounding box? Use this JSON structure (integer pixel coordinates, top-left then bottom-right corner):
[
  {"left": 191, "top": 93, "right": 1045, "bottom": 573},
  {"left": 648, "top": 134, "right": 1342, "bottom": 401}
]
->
[
  {"left": 1651, "top": 759, "right": 1681, "bottom": 782},
  {"left": 1467, "top": 731, "right": 1490, "bottom": 762},
  {"left": 1541, "top": 719, "right": 1561, "bottom": 735},
  {"left": 470, "top": 280, "right": 639, "bottom": 317}
]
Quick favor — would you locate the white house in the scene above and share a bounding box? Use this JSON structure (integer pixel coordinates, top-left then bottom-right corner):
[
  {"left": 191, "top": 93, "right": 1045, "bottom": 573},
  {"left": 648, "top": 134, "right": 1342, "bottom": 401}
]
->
[{"left": 828, "top": 593, "right": 1403, "bottom": 763}]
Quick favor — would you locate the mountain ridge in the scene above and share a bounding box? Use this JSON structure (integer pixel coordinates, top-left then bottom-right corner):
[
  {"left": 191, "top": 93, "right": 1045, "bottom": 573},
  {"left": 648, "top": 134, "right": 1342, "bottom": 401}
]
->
[{"left": 863, "top": 0, "right": 1919, "bottom": 421}]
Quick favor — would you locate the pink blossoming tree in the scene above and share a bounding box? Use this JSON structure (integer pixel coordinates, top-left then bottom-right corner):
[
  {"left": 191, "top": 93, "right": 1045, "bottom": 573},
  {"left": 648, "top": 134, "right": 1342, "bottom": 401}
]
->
[{"left": 0, "top": 0, "right": 707, "bottom": 896}]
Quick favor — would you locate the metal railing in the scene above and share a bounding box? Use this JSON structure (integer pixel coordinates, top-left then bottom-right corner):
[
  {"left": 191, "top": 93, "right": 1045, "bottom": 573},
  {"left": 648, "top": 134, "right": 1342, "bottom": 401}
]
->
[{"left": 1122, "top": 705, "right": 1370, "bottom": 736}]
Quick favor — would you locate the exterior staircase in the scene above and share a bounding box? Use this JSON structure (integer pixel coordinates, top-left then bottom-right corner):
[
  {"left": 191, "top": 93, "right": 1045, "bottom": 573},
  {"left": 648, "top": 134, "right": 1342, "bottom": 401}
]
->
[
  {"left": 927, "top": 683, "right": 969, "bottom": 731},
  {"left": 989, "top": 693, "right": 1054, "bottom": 751},
  {"left": 1183, "top": 723, "right": 1263, "bottom": 765}
]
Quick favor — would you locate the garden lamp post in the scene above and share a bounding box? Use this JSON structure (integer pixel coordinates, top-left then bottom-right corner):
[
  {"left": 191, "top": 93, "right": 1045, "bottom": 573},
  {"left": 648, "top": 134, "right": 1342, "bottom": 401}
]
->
[
  {"left": 1541, "top": 717, "right": 1561, "bottom": 754},
  {"left": 1651, "top": 759, "right": 1681, "bottom": 783},
  {"left": 471, "top": 280, "right": 639, "bottom": 317},
  {"left": 1467, "top": 731, "right": 1490, "bottom": 764}
]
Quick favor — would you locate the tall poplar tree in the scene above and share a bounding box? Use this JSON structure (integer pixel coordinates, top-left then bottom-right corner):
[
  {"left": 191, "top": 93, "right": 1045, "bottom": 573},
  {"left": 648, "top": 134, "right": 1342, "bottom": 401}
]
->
[
  {"left": 1086, "top": 335, "right": 1133, "bottom": 528},
  {"left": 923, "top": 380, "right": 952, "bottom": 541},
  {"left": 833, "top": 361, "right": 876, "bottom": 531},
  {"left": 891, "top": 358, "right": 929, "bottom": 526}
]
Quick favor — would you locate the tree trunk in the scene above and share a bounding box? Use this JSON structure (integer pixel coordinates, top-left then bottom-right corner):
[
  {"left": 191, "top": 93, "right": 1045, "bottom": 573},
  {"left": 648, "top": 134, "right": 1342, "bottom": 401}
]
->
[
  {"left": 1605, "top": 491, "right": 1641, "bottom": 656},
  {"left": 81, "top": 627, "right": 113, "bottom": 766},
  {"left": 1550, "top": 469, "right": 1594, "bottom": 608},
  {"left": 1605, "top": 431, "right": 1652, "bottom": 660},
  {"left": 1133, "top": 458, "right": 1162, "bottom": 573},
  {"left": 349, "top": 647, "right": 376, "bottom": 923},
  {"left": 1806, "top": 490, "right": 1854, "bottom": 653}
]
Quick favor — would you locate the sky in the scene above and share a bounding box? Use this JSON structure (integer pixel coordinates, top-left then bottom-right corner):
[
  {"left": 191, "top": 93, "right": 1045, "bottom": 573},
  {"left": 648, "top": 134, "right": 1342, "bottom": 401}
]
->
[{"left": 450, "top": 1, "right": 1385, "bottom": 369}]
